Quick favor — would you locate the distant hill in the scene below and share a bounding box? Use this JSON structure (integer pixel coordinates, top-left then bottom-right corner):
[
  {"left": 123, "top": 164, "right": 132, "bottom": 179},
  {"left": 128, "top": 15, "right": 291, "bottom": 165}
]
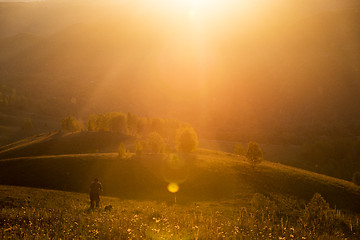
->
[
  {"left": 0, "top": 149, "right": 360, "bottom": 212},
  {"left": 0, "top": 1, "right": 359, "bottom": 143},
  {"left": 0, "top": 33, "right": 40, "bottom": 62},
  {"left": 0, "top": 107, "right": 59, "bottom": 146},
  {"left": 0, "top": 131, "right": 134, "bottom": 159}
]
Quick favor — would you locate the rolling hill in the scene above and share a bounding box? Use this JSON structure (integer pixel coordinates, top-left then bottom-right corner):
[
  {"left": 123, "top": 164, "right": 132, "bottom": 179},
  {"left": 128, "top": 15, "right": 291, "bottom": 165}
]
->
[
  {"left": 0, "top": 131, "right": 134, "bottom": 159},
  {"left": 0, "top": 106, "right": 60, "bottom": 146},
  {"left": 1, "top": 141, "right": 360, "bottom": 212},
  {"left": 1, "top": 129, "right": 360, "bottom": 238}
]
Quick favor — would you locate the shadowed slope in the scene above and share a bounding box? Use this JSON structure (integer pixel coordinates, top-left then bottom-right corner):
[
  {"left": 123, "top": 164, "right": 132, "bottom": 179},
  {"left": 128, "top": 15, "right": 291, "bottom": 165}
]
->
[
  {"left": 0, "top": 131, "right": 134, "bottom": 159},
  {"left": 0, "top": 150, "right": 359, "bottom": 212}
]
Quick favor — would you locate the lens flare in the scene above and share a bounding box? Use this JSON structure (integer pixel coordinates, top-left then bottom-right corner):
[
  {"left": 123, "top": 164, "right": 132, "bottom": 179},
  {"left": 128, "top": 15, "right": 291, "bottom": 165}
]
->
[{"left": 167, "top": 183, "right": 179, "bottom": 193}]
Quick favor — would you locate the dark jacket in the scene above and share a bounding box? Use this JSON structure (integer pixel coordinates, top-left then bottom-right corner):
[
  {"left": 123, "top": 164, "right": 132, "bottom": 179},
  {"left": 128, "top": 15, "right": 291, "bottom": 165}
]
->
[{"left": 90, "top": 181, "right": 103, "bottom": 195}]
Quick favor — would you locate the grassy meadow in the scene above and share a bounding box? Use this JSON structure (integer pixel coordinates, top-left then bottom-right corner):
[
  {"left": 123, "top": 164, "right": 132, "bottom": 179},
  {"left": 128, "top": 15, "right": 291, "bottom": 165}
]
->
[
  {"left": 1, "top": 145, "right": 360, "bottom": 209},
  {"left": 1, "top": 184, "right": 360, "bottom": 239},
  {"left": 1, "top": 141, "right": 360, "bottom": 239}
]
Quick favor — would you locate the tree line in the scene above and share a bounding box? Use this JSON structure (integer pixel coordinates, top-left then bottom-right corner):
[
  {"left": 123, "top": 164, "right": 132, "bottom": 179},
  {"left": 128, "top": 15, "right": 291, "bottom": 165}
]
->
[{"left": 61, "top": 112, "right": 199, "bottom": 153}]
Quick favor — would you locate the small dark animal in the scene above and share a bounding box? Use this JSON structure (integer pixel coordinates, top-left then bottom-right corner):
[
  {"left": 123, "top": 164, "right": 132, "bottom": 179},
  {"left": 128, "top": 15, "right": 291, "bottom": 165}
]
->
[{"left": 104, "top": 205, "right": 113, "bottom": 211}]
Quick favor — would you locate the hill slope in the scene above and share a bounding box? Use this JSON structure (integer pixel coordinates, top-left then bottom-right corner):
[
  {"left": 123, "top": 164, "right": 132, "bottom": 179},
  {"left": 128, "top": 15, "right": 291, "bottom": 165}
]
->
[
  {"left": 0, "top": 131, "right": 133, "bottom": 159},
  {"left": 1, "top": 149, "right": 359, "bottom": 212},
  {"left": 2, "top": 183, "right": 359, "bottom": 239}
]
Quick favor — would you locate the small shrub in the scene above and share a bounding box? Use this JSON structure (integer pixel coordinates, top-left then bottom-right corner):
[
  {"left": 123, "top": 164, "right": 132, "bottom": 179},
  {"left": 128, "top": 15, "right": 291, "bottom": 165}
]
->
[
  {"left": 301, "top": 193, "right": 330, "bottom": 232},
  {"left": 118, "top": 143, "right": 130, "bottom": 159},
  {"left": 250, "top": 193, "right": 278, "bottom": 222}
]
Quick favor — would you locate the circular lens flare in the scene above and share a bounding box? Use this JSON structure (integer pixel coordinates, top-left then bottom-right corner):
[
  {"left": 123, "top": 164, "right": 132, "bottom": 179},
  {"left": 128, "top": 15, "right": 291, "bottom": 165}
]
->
[{"left": 167, "top": 183, "right": 179, "bottom": 193}]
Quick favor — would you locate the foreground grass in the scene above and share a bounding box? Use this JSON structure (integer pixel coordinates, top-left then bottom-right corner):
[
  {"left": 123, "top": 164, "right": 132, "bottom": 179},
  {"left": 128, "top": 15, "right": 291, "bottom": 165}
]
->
[{"left": 1, "top": 185, "right": 360, "bottom": 239}]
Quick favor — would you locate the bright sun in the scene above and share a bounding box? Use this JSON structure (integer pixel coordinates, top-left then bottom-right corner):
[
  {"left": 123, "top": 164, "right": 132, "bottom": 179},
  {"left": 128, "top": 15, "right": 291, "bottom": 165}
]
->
[
  {"left": 166, "top": 0, "right": 228, "bottom": 17},
  {"left": 185, "top": 0, "right": 220, "bottom": 8},
  {"left": 185, "top": 0, "right": 220, "bottom": 17},
  {"left": 164, "top": 0, "right": 256, "bottom": 19}
]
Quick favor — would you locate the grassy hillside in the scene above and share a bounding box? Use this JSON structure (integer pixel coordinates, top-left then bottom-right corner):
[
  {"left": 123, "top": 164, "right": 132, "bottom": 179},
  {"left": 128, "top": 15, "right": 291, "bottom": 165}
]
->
[
  {"left": 0, "top": 131, "right": 134, "bottom": 159},
  {"left": 1, "top": 183, "right": 360, "bottom": 239},
  {"left": 0, "top": 107, "right": 59, "bottom": 145},
  {"left": 1, "top": 149, "right": 360, "bottom": 213},
  {"left": 199, "top": 139, "right": 305, "bottom": 168}
]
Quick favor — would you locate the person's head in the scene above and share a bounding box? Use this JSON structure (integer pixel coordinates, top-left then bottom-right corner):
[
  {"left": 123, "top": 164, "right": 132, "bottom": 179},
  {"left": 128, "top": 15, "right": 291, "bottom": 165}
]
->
[{"left": 94, "top": 178, "right": 99, "bottom": 182}]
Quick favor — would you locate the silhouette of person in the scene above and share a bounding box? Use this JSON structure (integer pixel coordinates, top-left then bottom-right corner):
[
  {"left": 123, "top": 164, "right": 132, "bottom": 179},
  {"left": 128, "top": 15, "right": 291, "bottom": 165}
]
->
[{"left": 90, "top": 178, "right": 103, "bottom": 210}]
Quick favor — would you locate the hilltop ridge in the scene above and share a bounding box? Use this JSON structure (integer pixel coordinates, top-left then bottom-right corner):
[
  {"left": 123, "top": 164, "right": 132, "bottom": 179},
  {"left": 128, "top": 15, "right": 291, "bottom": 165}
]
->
[{"left": 0, "top": 131, "right": 133, "bottom": 159}]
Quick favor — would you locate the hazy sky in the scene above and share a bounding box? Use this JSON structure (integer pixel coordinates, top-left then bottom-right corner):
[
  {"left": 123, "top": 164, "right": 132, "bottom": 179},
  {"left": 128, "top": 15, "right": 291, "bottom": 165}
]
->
[{"left": 0, "top": 0, "right": 42, "bottom": 1}]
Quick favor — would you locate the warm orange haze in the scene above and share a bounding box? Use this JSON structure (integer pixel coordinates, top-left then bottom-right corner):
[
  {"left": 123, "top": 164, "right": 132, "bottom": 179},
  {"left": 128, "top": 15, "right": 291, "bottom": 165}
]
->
[
  {"left": 1, "top": 0, "right": 360, "bottom": 239},
  {"left": 1, "top": 0, "right": 359, "bottom": 138}
]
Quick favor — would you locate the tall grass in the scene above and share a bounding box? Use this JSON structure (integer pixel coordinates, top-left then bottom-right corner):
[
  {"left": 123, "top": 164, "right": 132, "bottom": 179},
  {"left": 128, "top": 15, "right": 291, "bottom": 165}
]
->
[{"left": 1, "top": 185, "right": 360, "bottom": 239}]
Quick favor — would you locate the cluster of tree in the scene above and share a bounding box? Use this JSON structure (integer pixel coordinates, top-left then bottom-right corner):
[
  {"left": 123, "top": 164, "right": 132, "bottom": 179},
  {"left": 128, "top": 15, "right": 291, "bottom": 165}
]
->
[
  {"left": 61, "top": 116, "right": 82, "bottom": 132},
  {"left": 118, "top": 129, "right": 199, "bottom": 157},
  {"left": 61, "top": 112, "right": 199, "bottom": 153},
  {"left": 0, "top": 84, "right": 29, "bottom": 109},
  {"left": 85, "top": 112, "right": 191, "bottom": 142},
  {"left": 133, "top": 127, "right": 199, "bottom": 154},
  {"left": 234, "top": 142, "right": 263, "bottom": 168},
  {"left": 118, "top": 142, "right": 131, "bottom": 159}
]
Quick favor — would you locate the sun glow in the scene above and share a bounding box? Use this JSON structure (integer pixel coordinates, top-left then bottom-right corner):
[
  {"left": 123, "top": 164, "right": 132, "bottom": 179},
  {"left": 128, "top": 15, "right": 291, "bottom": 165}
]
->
[
  {"left": 165, "top": 0, "right": 233, "bottom": 17},
  {"left": 168, "top": 0, "right": 255, "bottom": 11},
  {"left": 159, "top": 0, "right": 265, "bottom": 24},
  {"left": 184, "top": 0, "right": 221, "bottom": 10},
  {"left": 184, "top": 0, "right": 219, "bottom": 18}
]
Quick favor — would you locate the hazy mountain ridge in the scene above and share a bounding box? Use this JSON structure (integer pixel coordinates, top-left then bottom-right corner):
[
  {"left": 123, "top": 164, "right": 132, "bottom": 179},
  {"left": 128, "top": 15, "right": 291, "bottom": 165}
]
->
[{"left": 0, "top": 1, "right": 360, "bottom": 143}]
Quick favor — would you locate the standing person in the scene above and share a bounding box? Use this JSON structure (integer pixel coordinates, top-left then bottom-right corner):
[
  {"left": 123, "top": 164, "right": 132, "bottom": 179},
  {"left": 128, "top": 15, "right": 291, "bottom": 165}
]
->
[{"left": 90, "top": 178, "right": 103, "bottom": 210}]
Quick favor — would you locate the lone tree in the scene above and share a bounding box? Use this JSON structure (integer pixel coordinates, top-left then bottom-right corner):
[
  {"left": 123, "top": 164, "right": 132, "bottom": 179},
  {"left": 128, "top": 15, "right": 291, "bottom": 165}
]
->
[
  {"left": 246, "top": 141, "right": 263, "bottom": 167},
  {"left": 234, "top": 143, "right": 245, "bottom": 156},
  {"left": 176, "top": 127, "right": 198, "bottom": 152}
]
